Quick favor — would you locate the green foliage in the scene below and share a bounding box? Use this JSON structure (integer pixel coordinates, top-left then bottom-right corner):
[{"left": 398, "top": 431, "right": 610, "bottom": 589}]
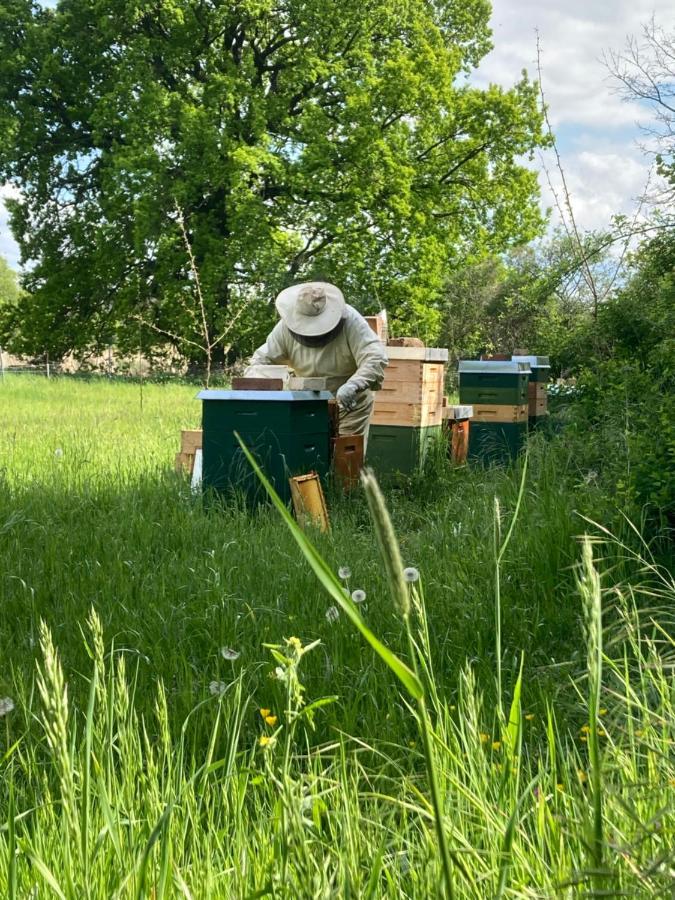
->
[
  {"left": 0, "top": 378, "right": 673, "bottom": 895},
  {"left": 438, "top": 230, "right": 611, "bottom": 374},
  {"left": 0, "top": 0, "right": 547, "bottom": 359},
  {"left": 557, "top": 231, "right": 675, "bottom": 528}
]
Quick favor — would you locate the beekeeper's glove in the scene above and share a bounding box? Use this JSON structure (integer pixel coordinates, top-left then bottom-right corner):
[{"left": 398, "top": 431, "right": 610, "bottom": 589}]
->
[{"left": 336, "top": 380, "right": 360, "bottom": 411}]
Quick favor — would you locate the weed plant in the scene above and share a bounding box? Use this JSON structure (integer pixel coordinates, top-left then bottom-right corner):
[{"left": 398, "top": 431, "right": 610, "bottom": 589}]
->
[{"left": 1, "top": 376, "right": 673, "bottom": 896}]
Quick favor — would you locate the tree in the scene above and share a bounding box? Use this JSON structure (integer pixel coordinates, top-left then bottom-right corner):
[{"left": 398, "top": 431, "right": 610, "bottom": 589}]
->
[
  {"left": 0, "top": 0, "right": 547, "bottom": 362},
  {"left": 438, "top": 230, "right": 616, "bottom": 374},
  {"left": 606, "top": 19, "right": 675, "bottom": 204},
  {"left": 0, "top": 254, "right": 22, "bottom": 351}
]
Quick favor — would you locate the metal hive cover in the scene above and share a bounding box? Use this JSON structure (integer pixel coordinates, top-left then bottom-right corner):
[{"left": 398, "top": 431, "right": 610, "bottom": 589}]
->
[
  {"left": 196, "top": 390, "right": 333, "bottom": 401},
  {"left": 511, "top": 355, "right": 551, "bottom": 368},
  {"left": 457, "top": 360, "right": 531, "bottom": 374}
]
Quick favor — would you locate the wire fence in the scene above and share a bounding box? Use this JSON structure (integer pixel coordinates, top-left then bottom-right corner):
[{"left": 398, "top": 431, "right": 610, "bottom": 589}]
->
[{"left": 0, "top": 348, "right": 238, "bottom": 386}]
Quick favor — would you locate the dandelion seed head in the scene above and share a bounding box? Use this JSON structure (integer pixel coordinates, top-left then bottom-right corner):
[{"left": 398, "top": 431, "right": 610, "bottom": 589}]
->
[
  {"left": 0, "top": 697, "right": 15, "bottom": 717},
  {"left": 403, "top": 567, "right": 419, "bottom": 583},
  {"left": 54, "top": 448, "right": 63, "bottom": 458},
  {"left": 338, "top": 566, "right": 351, "bottom": 580},
  {"left": 351, "top": 589, "right": 366, "bottom": 604},
  {"left": 209, "top": 681, "right": 226, "bottom": 696},
  {"left": 325, "top": 606, "right": 339, "bottom": 624},
  {"left": 220, "top": 647, "right": 240, "bottom": 661}
]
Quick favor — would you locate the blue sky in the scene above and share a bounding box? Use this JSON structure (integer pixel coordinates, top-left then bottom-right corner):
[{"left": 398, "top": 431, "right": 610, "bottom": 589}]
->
[{"left": 1, "top": 0, "right": 671, "bottom": 270}]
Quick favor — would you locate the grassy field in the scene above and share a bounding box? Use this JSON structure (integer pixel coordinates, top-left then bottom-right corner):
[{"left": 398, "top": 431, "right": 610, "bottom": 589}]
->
[{"left": 0, "top": 375, "right": 673, "bottom": 897}]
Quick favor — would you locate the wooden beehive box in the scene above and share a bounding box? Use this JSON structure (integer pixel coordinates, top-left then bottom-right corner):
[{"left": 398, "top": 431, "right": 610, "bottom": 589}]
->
[{"left": 372, "top": 348, "right": 448, "bottom": 427}]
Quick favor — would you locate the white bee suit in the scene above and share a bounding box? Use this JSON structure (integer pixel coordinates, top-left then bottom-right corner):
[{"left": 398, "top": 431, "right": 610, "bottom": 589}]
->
[{"left": 248, "top": 305, "right": 388, "bottom": 446}]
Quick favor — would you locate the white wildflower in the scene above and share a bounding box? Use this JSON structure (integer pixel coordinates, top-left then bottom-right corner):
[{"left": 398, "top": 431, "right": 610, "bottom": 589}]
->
[
  {"left": 403, "top": 567, "right": 420, "bottom": 583},
  {"left": 0, "top": 697, "right": 15, "bottom": 717},
  {"left": 220, "top": 647, "right": 240, "bottom": 661},
  {"left": 273, "top": 666, "right": 287, "bottom": 682},
  {"left": 325, "top": 606, "right": 339, "bottom": 624},
  {"left": 209, "top": 681, "right": 226, "bottom": 696},
  {"left": 351, "top": 589, "right": 366, "bottom": 604},
  {"left": 338, "top": 566, "right": 351, "bottom": 581}
]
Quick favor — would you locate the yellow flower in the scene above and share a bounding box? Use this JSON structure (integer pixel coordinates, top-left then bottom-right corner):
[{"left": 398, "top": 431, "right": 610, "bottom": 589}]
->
[
  {"left": 599, "top": 708, "right": 607, "bottom": 715},
  {"left": 479, "top": 733, "right": 490, "bottom": 744},
  {"left": 580, "top": 725, "right": 590, "bottom": 734},
  {"left": 260, "top": 708, "right": 271, "bottom": 718},
  {"left": 580, "top": 735, "right": 588, "bottom": 743},
  {"left": 577, "top": 769, "right": 588, "bottom": 784},
  {"left": 491, "top": 741, "right": 502, "bottom": 751},
  {"left": 525, "top": 713, "right": 535, "bottom": 721},
  {"left": 259, "top": 735, "right": 271, "bottom": 748},
  {"left": 598, "top": 729, "right": 607, "bottom": 737},
  {"left": 264, "top": 715, "right": 278, "bottom": 726},
  {"left": 286, "top": 636, "right": 302, "bottom": 652},
  {"left": 556, "top": 783, "right": 564, "bottom": 792}
]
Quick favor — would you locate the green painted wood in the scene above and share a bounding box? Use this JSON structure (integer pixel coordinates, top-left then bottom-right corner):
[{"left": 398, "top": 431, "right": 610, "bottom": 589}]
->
[
  {"left": 200, "top": 395, "right": 330, "bottom": 504},
  {"left": 367, "top": 424, "right": 442, "bottom": 475},
  {"left": 458, "top": 384, "right": 529, "bottom": 404},
  {"left": 468, "top": 421, "right": 527, "bottom": 465}
]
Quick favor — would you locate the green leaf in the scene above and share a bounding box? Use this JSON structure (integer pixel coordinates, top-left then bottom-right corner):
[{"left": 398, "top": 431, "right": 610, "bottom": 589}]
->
[{"left": 236, "top": 433, "right": 423, "bottom": 699}]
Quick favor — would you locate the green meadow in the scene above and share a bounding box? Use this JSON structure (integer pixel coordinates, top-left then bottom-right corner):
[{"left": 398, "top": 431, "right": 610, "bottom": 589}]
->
[{"left": 1, "top": 375, "right": 673, "bottom": 898}]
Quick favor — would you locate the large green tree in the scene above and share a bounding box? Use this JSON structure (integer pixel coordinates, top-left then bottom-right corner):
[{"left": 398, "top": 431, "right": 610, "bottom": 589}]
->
[{"left": 0, "top": 0, "right": 546, "bottom": 362}]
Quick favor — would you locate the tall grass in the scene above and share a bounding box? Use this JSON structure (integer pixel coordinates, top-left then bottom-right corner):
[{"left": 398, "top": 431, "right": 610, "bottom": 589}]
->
[{"left": 1, "top": 376, "right": 673, "bottom": 896}]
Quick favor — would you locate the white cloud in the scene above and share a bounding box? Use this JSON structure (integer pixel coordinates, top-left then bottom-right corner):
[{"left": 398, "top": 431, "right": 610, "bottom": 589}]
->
[
  {"left": 475, "top": 0, "right": 672, "bottom": 234},
  {"left": 0, "top": 1, "right": 670, "bottom": 265}
]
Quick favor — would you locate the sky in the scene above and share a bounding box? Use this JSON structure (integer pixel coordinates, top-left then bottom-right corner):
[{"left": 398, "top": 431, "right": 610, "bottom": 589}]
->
[{"left": 0, "top": 0, "right": 671, "bottom": 271}]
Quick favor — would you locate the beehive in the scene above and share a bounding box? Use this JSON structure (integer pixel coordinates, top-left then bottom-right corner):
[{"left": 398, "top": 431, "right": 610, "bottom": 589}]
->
[
  {"left": 371, "top": 349, "right": 448, "bottom": 428},
  {"left": 367, "top": 347, "right": 448, "bottom": 475},
  {"left": 512, "top": 355, "right": 550, "bottom": 427},
  {"left": 458, "top": 361, "right": 531, "bottom": 464},
  {"left": 197, "top": 390, "right": 331, "bottom": 504}
]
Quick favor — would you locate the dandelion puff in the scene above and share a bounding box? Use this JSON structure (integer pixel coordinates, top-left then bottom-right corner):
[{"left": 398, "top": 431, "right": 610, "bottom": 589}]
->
[
  {"left": 403, "top": 567, "right": 419, "bottom": 583},
  {"left": 351, "top": 589, "right": 366, "bottom": 604},
  {"left": 325, "top": 606, "right": 339, "bottom": 624},
  {"left": 338, "top": 566, "right": 351, "bottom": 581},
  {"left": 220, "top": 647, "right": 240, "bottom": 661},
  {"left": 0, "top": 697, "right": 15, "bottom": 717},
  {"left": 209, "top": 681, "right": 226, "bottom": 696},
  {"left": 54, "top": 448, "right": 63, "bottom": 458}
]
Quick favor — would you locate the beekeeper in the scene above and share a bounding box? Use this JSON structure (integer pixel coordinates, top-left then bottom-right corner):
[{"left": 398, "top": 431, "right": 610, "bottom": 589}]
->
[{"left": 247, "top": 282, "right": 387, "bottom": 445}]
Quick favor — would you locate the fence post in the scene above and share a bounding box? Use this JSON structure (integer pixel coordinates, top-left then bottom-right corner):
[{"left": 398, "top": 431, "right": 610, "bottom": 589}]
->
[
  {"left": 45, "top": 351, "right": 50, "bottom": 379},
  {"left": 0, "top": 345, "right": 4, "bottom": 381}
]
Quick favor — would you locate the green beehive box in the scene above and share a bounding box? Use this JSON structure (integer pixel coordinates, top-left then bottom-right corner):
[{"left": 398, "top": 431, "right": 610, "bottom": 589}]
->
[
  {"left": 367, "top": 424, "right": 442, "bottom": 475},
  {"left": 512, "top": 355, "right": 551, "bottom": 384},
  {"left": 198, "top": 390, "right": 331, "bottom": 504},
  {"left": 458, "top": 361, "right": 531, "bottom": 404},
  {"left": 468, "top": 421, "right": 527, "bottom": 466}
]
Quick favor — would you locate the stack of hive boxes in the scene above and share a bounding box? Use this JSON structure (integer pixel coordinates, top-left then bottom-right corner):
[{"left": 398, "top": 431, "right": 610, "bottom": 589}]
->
[
  {"left": 512, "top": 355, "right": 550, "bottom": 429},
  {"left": 458, "top": 360, "right": 531, "bottom": 464},
  {"left": 367, "top": 347, "right": 448, "bottom": 475},
  {"left": 196, "top": 390, "right": 332, "bottom": 505}
]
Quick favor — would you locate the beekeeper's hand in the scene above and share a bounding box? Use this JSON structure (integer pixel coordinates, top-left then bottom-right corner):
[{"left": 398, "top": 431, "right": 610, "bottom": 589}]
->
[{"left": 336, "top": 381, "right": 360, "bottom": 411}]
